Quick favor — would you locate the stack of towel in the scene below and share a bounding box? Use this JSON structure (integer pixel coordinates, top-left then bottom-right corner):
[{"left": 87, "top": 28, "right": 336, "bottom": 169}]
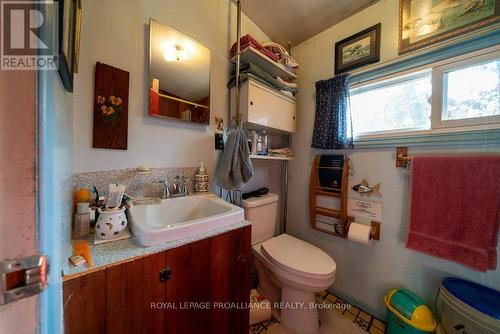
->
[
  {"left": 229, "top": 35, "right": 298, "bottom": 99},
  {"left": 227, "top": 63, "right": 297, "bottom": 96},
  {"left": 262, "top": 42, "right": 299, "bottom": 73},
  {"left": 267, "top": 148, "right": 294, "bottom": 158},
  {"left": 230, "top": 34, "right": 278, "bottom": 62}
]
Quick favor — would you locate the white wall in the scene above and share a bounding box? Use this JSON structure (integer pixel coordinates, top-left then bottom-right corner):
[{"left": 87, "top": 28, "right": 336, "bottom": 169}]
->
[
  {"left": 289, "top": 0, "right": 500, "bottom": 317},
  {"left": 73, "top": 0, "right": 269, "bottom": 177}
]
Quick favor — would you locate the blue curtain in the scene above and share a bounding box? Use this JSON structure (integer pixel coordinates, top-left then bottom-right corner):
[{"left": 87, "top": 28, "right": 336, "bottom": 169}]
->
[{"left": 311, "top": 73, "right": 353, "bottom": 149}]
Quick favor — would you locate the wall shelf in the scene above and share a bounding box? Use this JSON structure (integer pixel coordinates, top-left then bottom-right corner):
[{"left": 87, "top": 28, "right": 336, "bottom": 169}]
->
[
  {"left": 250, "top": 154, "right": 294, "bottom": 161},
  {"left": 231, "top": 46, "right": 298, "bottom": 81}
]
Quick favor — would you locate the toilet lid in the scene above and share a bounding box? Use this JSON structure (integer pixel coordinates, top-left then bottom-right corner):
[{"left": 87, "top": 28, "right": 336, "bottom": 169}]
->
[{"left": 261, "top": 234, "right": 336, "bottom": 279}]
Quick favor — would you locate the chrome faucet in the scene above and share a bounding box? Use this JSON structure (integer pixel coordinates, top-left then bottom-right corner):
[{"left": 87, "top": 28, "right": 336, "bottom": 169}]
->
[{"left": 158, "top": 175, "right": 190, "bottom": 199}]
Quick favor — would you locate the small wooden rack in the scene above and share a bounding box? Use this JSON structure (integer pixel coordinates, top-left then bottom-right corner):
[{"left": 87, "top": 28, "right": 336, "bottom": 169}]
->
[{"left": 310, "top": 155, "right": 349, "bottom": 238}]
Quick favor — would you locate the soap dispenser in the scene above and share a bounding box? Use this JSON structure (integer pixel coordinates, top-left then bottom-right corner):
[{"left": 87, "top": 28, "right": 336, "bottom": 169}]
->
[{"left": 194, "top": 162, "right": 209, "bottom": 193}]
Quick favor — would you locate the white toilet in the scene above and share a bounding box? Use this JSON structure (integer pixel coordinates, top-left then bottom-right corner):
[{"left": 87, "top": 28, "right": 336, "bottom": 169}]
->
[{"left": 242, "top": 193, "right": 336, "bottom": 334}]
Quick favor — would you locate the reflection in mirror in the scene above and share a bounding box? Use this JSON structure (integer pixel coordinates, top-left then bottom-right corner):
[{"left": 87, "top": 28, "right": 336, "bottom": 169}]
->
[{"left": 149, "top": 19, "right": 210, "bottom": 125}]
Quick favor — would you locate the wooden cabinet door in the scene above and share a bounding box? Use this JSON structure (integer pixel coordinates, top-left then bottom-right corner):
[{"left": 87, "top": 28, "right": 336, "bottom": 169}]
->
[
  {"left": 63, "top": 270, "right": 107, "bottom": 334},
  {"left": 63, "top": 226, "right": 251, "bottom": 334},
  {"left": 106, "top": 252, "right": 166, "bottom": 334},
  {"left": 227, "top": 225, "right": 251, "bottom": 333},
  {"left": 166, "top": 226, "right": 251, "bottom": 334},
  {"left": 166, "top": 238, "right": 212, "bottom": 333}
]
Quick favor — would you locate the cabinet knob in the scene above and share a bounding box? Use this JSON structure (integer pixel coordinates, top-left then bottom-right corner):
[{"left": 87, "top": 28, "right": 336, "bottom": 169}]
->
[
  {"left": 160, "top": 267, "right": 172, "bottom": 282},
  {"left": 250, "top": 101, "right": 254, "bottom": 106},
  {"left": 293, "top": 116, "right": 296, "bottom": 120}
]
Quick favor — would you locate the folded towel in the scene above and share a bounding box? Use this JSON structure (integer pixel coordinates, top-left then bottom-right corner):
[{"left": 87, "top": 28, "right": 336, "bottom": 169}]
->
[
  {"left": 229, "top": 73, "right": 275, "bottom": 91},
  {"left": 279, "top": 90, "right": 295, "bottom": 99},
  {"left": 228, "top": 62, "right": 298, "bottom": 94},
  {"left": 230, "top": 34, "right": 279, "bottom": 62},
  {"left": 267, "top": 147, "right": 294, "bottom": 158},
  {"left": 229, "top": 74, "right": 295, "bottom": 100},
  {"left": 276, "top": 76, "right": 298, "bottom": 89},
  {"left": 262, "top": 42, "right": 299, "bottom": 72},
  {"left": 215, "top": 126, "right": 254, "bottom": 190},
  {"left": 406, "top": 156, "right": 500, "bottom": 272}
]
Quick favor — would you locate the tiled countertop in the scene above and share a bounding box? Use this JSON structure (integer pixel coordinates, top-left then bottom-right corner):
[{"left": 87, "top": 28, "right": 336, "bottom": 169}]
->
[{"left": 62, "top": 220, "right": 251, "bottom": 278}]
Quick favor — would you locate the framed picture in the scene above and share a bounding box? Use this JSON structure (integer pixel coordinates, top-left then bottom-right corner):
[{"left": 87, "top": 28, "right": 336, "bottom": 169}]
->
[
  {"left": 56, "top": 0, "right": 80, "bottom": 92},
  {"left": 399, "top": 0, "right": 500, "bottom": 54},
  {"left": 93, "top": 62, "right": 130, "bottom": 150},
  {"left": 334, "top": 23, "right": 381, "bottom": 74},
  {"left": 73, "top": 0, "right": 82, "bottom": 73}
]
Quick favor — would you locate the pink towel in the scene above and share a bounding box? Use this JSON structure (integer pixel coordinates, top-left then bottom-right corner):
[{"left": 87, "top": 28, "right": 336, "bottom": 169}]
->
[
  {"left": 230, "top": 34, "right": 279, "bottom": 62},
  {"left": 406, "top": 156, "right": 500, "bottom": 272}
]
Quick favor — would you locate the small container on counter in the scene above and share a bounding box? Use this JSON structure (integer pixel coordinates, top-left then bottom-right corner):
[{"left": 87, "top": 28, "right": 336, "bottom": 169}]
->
[
  {"left": 73, "top": 202, "right": 90, "bottom": 239},
  {"left": 194, "top": 161, "right": 209, "bottom": 193}
]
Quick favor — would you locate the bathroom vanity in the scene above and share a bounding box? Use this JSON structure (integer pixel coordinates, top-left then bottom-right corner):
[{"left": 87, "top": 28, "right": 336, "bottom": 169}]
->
[{"left": 63, "top": 225, "right": 251, "bottom": 334}]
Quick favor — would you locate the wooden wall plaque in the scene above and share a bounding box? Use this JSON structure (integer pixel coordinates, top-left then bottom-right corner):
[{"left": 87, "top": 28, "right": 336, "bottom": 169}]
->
[{"left": 92, "top": 62, "right": 129, "bottom": 150}]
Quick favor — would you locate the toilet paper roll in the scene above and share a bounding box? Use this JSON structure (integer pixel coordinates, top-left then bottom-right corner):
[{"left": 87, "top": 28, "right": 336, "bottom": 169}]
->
[{"left": 348, "top": 222, "right": 372, "bottom": 245}]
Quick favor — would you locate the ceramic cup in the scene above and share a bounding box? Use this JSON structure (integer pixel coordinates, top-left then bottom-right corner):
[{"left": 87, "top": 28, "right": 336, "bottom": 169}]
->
[{"left": 95, "top": 207, "right": 127, "bottom": 240}]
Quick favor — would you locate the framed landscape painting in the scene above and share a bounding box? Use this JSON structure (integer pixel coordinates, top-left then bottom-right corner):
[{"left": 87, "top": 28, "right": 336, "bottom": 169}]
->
[
  {"left": 399, "top": 0, "right": 500, "bottom": 54},
  {"left": 334, "top": 23, "right": 381, "bottom": 74}
]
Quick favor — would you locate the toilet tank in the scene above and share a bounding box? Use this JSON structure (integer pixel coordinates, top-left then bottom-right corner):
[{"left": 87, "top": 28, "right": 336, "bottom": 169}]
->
[{"left": 242, "top": 193, "right": 279, "bottom": 245}]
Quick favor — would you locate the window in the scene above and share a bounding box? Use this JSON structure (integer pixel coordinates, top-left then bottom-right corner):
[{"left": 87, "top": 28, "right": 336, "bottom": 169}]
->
[
  {"left": 350, "top": 71, "right": 431, "bottom": 135},
  {"left": 434, "top": 55, "right": 500, "bottom": 129},
  {"left": 349, "top": 48, "right": 500, "bottom": 139}
]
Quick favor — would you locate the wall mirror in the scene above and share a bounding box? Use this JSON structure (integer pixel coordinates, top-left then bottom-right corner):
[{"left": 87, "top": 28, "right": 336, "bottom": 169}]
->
[{"left": 148, "top": 19, "right": 210, "bottom": 125}]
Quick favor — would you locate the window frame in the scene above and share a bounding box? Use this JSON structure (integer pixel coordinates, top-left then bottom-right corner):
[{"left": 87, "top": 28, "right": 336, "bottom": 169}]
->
[
  {"left": 432, "top": 49, "right": 500, "bottom": 129},
  {"left": 349, "top": 45, "right": 500, "bottom": 143}
]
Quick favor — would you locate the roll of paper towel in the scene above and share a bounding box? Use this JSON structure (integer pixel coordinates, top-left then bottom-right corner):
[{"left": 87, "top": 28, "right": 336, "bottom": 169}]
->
[{"left": 348, "top": 222, "right": 372, "bottom": 245}]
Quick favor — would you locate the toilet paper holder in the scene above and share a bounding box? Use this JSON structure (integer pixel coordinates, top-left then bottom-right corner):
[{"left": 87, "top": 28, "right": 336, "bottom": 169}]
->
[{"left": 346, "top": 216, "right": 381, "bottom": 241}]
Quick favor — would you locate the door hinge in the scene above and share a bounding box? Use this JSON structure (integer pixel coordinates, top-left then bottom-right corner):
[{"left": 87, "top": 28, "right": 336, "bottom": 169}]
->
[{"left": 0, "top": 255, "right": 49, "bottom": 305}]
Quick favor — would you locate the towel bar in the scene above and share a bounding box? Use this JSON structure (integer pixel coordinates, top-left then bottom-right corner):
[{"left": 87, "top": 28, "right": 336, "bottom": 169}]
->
[{"left": 396, "top": 147, "right": 412, "bottom": 168}]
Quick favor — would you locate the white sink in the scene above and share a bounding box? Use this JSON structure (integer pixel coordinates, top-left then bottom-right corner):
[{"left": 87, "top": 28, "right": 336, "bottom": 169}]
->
[{"left": 128, "top": 194, "right": 244, "bottom": 246}]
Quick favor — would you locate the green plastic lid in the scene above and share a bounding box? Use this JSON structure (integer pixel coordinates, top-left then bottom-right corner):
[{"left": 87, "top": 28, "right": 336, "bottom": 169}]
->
[
  {"left": 390, "top": 289, "right": 424, "bottom": 319},
  {"left": 385, "top": 289, "right": 437, "bottom": 332}
]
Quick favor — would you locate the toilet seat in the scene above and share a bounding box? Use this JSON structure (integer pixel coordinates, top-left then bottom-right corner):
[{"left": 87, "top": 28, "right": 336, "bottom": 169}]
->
[{"left": 260, "top": 234, "right": 336, "bottom": 280}]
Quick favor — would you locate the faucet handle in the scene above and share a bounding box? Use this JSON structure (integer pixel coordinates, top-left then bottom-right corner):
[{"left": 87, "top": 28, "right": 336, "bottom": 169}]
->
[
  {"left": 179, "top": 175, "right": 191, "bottom": 183},
  {"left": 178, "top": 176, "right": 191, "bottom": 196},
  {"left": 157, "top": 180, "right": 170, "bottom": 198},
  {"left": 157, "top": 179, "right": 169, "bottom": 187}
]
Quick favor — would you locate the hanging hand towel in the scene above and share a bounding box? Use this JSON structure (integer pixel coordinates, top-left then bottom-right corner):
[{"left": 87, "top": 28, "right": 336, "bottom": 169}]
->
[
  {"left": 215, "top": 126, "right": 254, "bottom": 190},
  {"left": 406, "top": 156, "right": 500, "bottom": 272}
]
